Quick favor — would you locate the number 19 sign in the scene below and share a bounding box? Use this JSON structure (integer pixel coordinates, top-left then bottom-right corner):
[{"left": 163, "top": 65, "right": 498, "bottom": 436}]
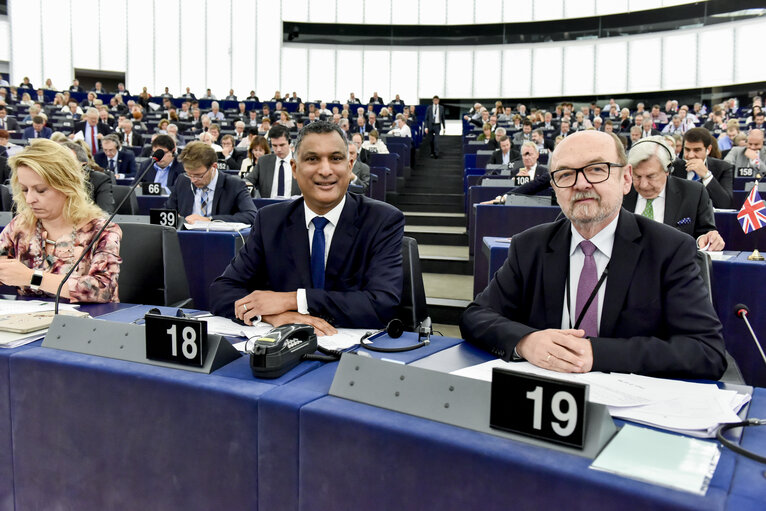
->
[{"left": 489, "top": 368, "right": 587, "bottom": 449}]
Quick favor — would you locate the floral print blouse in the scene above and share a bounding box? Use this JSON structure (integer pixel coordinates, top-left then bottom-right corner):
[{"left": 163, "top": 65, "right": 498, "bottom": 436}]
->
[{"left": 0, "top": 217, "right": 122, "bottom": 303}]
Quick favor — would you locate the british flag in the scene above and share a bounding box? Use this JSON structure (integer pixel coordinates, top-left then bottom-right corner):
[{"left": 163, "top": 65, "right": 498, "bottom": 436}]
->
[{"left": 737, "top": 186, "right": 766, "bottom": 234}]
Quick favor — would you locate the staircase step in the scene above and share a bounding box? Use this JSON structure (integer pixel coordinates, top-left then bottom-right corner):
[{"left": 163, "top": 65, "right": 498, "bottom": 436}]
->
[
  {"left": 404, "top": 225, "right": 467, "bottom": 246},
  {"left": 391, "top": 193, "right": 464, "bottom": 206},
  {"left": 403, "top": 212, "right": 465, "bottom": 226}
]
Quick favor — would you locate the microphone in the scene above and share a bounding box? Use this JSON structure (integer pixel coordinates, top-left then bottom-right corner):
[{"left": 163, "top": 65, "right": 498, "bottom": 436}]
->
[
  {"left": 53, "top": 149, "right": 167, "bottom": 313},
  {"left": 734, "top": 303, "right": 766, "bottom": 368}
]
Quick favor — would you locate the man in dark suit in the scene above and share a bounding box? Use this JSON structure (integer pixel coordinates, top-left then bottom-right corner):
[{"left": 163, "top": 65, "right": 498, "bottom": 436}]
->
[
  {"left": 425, "top": 95, "right": 446, "bottom": 158},
  {"left": 72, "top": 108, "right": 111, "bottom": 155},
  {"left": 210, "top": 121, "right": 404, "bottom": 333},
  {"left": 0, "top": 106, "right": 20, "bottom": 132},
  {"left": 622, "top": 137, "right": 724, "bottom": 250},
  {"left": 460, "top": 130, "right": 726, "bottom": 379},
  {"left": 348, "top": 139, "right": 370, "bottom": 194},
  {"left": 350, "top": 116, "right": 368, "bottom": 138},
  {"left": 243, "top": 125, "right": 301, "bottom": 198},
  {"left": 671, "top": 127, "right": 734, "bottom": 209},
  {"left": 117, "top": 118, "right": 143, "bottom": 147},
  {"left": 95, "top": 134, "right": 137, "bottom": 177},
  {"left": 22, "top": 116, "right": 52, "bottom": 140},
  {"left": 69, "top": 79, "right": 84, "bottom": 93},
  {"left": 137, "top": 135, "right": 183, "bottom": 191},
  {"left": 165, "top": 141, "right": 256, "bottom": 224},
  {"left": 487, "top": 136, "right": 520, "bottom": 167},
  {"left": 483, "top": 142, "right": 550, "bottom": 204},
  {"left": 369, "top": 92, "right": 384, "bottom": 105}
]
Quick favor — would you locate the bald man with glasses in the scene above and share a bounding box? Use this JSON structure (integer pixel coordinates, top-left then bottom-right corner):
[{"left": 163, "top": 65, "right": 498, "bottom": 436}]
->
[{"left": 461, "top": 130, "right": 726, "bottom": 380}]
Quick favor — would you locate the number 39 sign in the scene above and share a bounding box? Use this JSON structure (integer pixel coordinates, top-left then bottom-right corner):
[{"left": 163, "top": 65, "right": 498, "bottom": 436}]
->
[{"left": 489, "top": 368, "right": 587, "bottom": 449}]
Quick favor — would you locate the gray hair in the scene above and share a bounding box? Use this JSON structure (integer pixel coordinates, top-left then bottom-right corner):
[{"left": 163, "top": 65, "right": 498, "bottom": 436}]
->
[
  {"left": 61, "top": 141, "right": 89, "bottom": 164},
  {"left": 628, "top": 136, "right": 674, "bottom": 172}
]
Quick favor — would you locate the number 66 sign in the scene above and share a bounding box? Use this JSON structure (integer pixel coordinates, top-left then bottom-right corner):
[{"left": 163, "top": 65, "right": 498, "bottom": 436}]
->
[{"left": 489, "top": 368, "right": 587, "bottom": 449}]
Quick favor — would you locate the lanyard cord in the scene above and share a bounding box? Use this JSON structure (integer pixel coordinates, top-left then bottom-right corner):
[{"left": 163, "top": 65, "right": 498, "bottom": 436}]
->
[{"left": 566, "top": 261, "right": 610, "bottom": 330}]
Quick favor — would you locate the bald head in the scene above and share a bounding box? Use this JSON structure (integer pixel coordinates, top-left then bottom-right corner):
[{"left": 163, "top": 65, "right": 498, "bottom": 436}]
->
[{"left": 747, "top": 129, "right": 764, "bottom": 152}]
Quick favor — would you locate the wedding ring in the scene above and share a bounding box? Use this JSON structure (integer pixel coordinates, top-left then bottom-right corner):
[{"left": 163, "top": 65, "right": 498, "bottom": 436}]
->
[
  {"left": 546, "top": 354, "right": 552, "bottom": 362},
  {"left": 242, "top": 304, "right": 248, "bottom": 312}
]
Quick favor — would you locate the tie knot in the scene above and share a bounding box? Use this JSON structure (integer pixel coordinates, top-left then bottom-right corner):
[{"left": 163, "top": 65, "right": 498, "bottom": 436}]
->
[
  {"left": 312, "top": 216, "right": 329, "bottom": 231},
  {"left": 580, "top": 240, "right": 597, "bottom": 257},
  {"left": 201, "top": 186, "right": 210, "bottom": 193}
]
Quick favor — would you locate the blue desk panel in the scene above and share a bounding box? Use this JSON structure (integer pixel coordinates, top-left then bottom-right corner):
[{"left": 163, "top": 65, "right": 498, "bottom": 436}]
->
[
  {"left": 299, "top": 391, "right": 757, "bottom": 511},
  {"left": 257, "top": 334, "right": 464, "bottom": 511},
  {"left": 0, "top": 302, "right": 137, "bottom": 511}
]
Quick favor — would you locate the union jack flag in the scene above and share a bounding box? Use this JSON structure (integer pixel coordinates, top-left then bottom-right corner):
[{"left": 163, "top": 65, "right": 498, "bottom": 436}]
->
[{"left": 737, "top": 186, "right": 766, "bottom": 234}]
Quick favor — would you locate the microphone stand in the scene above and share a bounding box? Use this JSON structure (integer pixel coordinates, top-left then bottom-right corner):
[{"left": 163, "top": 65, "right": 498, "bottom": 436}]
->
[{"left": 53, "top": 150, "right": 166, "bottom": 313}]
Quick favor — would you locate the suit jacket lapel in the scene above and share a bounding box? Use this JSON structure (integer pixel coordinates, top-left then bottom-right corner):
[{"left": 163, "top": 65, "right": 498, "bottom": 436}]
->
[
  {"left": 600, "top": 210, "right": 642, "bottom": 337},
  {"left": 324, "top": 195, "right": 359, "bottom": 287},
  {"left": 262, "top": 154, "right": 276, "bottom": 197},
  {"left": 543, "top": 220, "right": 571, "bottom": 327},
  {"left": 285, "top": 200, "right": 313, "bottom": 288},
  {"left": 663, "top": 177, "right": 681, "bottom": 228},
  {"left": 211, "top": 172, "right": 225, "bottom": 214}
]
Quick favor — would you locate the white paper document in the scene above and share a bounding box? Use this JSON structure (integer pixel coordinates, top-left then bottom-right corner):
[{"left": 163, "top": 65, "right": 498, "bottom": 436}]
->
[
  {"left": 0, "top": 299, "right": 80, "bottom": 315},
  {"left": 451, "top": 359, "right": 750, "bottom": 437}
]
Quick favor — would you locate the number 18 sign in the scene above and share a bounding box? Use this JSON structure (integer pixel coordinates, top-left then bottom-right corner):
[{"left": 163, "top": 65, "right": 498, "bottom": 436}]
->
[{"left": 489, "top": 367, "right": 587, "bottom": 449}]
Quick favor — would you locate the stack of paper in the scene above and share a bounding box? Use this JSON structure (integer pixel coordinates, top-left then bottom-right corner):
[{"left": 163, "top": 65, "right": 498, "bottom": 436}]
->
[
  {"left": 451, "top": 360, "right": 749, "bottom": 437},
  {"left": 0, "top": 300, "right": 83, "bottom": 349}
]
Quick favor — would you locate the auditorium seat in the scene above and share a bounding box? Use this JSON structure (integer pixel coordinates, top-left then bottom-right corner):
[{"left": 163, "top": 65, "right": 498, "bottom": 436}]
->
[
  {"left": 112, "top": 185, "right": 139, "bottom": 215},
  {"left": 399, "top": 236, "right": 429, "bottom": 331},
  {"left": 117, "top": 223, "right": 192, "bottom": 307}
]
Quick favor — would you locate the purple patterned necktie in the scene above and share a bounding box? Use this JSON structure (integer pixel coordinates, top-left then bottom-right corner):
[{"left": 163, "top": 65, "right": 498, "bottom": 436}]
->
[{"left": 575, "top": 240, "right": 599, "bottom": 337}]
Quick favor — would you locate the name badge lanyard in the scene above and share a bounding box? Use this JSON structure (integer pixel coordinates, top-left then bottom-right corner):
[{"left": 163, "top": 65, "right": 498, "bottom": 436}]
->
[{"left": 566, "top": 261, "right": 610, "bottom": 330}]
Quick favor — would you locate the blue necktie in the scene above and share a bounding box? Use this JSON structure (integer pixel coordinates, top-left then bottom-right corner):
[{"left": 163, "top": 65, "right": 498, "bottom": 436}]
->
[
  {"left": 277, "top": 160, "right": 285, "bottom": 196},
  {"left": 311, "top": 217, "right": 329, "bottom": 289}
]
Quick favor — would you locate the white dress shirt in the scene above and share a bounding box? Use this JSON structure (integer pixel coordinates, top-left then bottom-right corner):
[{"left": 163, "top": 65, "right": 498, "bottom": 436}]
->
[
  {"left": 296, "top": 196, "right": 347, "bottom": 314},
  {"left": 633, "top": 185, "right": 666, "bottom": 223},
  {"left": 270, "top": 152, "right": 294, "bottom": 198},
  {"left": 561, "top": 214, "right": 619, "bottom": 334}
]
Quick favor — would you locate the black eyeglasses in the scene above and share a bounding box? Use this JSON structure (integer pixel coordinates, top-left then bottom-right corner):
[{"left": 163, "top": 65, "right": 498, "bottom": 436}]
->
[
  {"left": 185, "top": 166, "right": 212, "bottom": 181},
  {"left": 550, "top": 162, "right": 625, "bottom": 188}
]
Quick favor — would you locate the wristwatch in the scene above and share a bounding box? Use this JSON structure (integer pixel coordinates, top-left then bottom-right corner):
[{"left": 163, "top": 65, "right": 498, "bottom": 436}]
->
[{"left": 29, "top": 269, "right": 43, "bottom": 291}]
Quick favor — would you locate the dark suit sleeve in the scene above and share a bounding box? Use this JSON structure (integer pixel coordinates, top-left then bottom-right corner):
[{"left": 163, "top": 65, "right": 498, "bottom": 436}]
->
[
  {"left": 210, "top": 178, "right": 257, "bottom": 224},
  {"left": 165, "top": 188, "right": 179, "bottom": 211},
  {"left": 704, "top": 160, "right": 734, "bottom": 209},
  {"left": 590, "top": 234, "right": 726, "bottom": 379},
  {"left": 304, "top": 208, "right": 405, "bottom": 328},
  {"left": 125, "top": 151, "right": 136, "bottom": 176},
  {"left": 459, "top": 239, "right": 538, "bottom": 360}
]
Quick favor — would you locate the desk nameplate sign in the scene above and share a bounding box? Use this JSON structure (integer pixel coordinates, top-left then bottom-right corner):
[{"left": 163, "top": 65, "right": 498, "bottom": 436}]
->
[
  {"left": 150, "top": 208, "right": 180, "bottom": 228},
  {"left": 42, "top": 315, "right": 240, "bottom": 374},
  {"left": 490, "top": 368, "right": 587, "bottom": 449},
  {"left": 142, "top": 182, "right": 163, "bottom": 196},
  {"left": 514, "top": 175, "right": 531, "bottom": 186},
  {"left": 330, "top": 353, "right": 616, "bottom": 459},
  {"left": 736, "top": 167, "right": 756, "bottom": 178},
  {"left": 145, "top": 314, "right": 206, "bottom": 368}
]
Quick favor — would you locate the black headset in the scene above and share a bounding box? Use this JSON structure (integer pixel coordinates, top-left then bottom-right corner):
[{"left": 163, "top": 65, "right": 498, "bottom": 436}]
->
[
  {"left": 630, "top": 138, "right": 675, "bottom": 173},
  {"left": 359, "top": 318, "right": 431, "bottom": 353}
]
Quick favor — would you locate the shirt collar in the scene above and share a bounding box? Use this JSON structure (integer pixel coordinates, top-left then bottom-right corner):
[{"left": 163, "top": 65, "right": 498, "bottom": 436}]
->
[
  {"left": 276, "top": 152, "right": 292, "bottom": 164},
  {"left": 569, "top": 213, "right": 619, "bottom": 258},
  {"left": 304, "top": 195, "right": 347, "bottom": 230}
]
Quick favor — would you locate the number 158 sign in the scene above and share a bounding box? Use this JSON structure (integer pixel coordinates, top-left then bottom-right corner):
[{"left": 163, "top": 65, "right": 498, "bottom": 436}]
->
[{"left": 490, "top": 368, "right": 587, "bottom": 449}]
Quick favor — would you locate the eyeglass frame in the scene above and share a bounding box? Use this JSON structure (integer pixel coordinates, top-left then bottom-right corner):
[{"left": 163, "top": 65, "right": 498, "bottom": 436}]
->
[
  {"left": 549, "top": 161, "right": 626, "bottom": 188},
  {"left": 184, "top": 164, "right": 215, "bottom": 181}
]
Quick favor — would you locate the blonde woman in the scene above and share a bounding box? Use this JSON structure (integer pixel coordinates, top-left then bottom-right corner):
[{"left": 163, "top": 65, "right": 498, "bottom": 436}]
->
[{"left": 0, "top": 139, "right": 121, "bottom": 302}]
